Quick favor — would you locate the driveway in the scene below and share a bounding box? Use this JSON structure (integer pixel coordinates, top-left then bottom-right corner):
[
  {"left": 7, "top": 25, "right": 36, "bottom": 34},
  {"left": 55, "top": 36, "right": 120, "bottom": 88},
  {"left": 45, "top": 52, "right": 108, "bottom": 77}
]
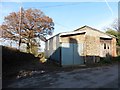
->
[{"left": 6, "top": 64, "right": 119, "bottom": 88}]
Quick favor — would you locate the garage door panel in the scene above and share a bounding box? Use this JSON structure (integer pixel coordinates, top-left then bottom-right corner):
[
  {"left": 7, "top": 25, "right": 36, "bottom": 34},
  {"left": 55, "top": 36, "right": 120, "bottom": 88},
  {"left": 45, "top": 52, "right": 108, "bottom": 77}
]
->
[
  {"left": 61, "top": 43, "right": 73, "bottom": 65},
  {"left": 73, "top": 43, "right": 84, "bottom": 65},
  {"left": 61, "top": 43, "right": 84, "bottom": 66}
]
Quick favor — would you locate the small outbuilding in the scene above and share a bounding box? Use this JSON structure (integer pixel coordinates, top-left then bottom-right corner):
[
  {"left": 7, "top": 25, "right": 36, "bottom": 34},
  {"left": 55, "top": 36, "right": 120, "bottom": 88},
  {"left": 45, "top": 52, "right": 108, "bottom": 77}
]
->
[{"left": 45, "top": 25, "right": 117, "bottom": 66}]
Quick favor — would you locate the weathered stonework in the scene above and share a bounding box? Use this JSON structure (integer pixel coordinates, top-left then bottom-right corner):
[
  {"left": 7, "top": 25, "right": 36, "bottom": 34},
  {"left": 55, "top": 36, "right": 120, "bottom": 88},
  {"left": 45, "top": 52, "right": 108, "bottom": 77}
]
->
[
  {"left": 85, "top": 35, "right": 100, "bottom": 56},
  {"left": 111, "top": 38, "right": 117, "bottom": 57}
]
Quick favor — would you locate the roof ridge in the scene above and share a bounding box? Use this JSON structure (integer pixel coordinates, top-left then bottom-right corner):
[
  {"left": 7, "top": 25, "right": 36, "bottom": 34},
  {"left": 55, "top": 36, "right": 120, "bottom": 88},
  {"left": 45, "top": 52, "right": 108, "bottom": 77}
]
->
[
  {"left": 74, "top": 25, "right": 116, "bottom": 38},
  {"left": 46, "top": 25, "right": 116, "bottom": 41}
]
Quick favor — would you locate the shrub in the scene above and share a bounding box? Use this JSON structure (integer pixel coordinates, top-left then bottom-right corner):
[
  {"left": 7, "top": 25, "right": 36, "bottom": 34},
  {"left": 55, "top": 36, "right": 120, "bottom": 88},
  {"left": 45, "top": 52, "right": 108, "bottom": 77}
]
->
[{"left": 117, "top": 46, "right": 120, "bottom": 56}]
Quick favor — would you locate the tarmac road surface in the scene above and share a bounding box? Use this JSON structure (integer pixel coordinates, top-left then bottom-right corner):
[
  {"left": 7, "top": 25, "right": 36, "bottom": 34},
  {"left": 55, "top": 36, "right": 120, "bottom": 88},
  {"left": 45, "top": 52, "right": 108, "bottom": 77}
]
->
[{"left": 6, "top": 64, "right": 119, "bottom": 88}]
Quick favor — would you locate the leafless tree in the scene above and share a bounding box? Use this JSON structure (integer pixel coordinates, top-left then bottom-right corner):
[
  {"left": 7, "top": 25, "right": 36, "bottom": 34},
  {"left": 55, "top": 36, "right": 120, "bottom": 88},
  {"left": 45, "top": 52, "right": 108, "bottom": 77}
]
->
[{"left": 1, "top": 8, "right": 54, "bottom": 52}]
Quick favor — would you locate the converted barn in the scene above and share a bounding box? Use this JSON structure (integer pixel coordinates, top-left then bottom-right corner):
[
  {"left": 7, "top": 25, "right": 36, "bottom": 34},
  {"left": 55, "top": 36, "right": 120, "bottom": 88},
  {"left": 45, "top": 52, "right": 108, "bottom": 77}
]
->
[{"left": 45, "top": 25, "right": 117, "bottom": 66}]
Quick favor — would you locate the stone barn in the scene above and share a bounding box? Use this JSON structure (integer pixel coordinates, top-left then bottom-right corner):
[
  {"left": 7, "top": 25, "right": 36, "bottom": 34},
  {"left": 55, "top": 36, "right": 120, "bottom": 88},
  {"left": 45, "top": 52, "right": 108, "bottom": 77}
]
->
[{"left": 45, "top": 25, "right": 117, "bottom": 66}]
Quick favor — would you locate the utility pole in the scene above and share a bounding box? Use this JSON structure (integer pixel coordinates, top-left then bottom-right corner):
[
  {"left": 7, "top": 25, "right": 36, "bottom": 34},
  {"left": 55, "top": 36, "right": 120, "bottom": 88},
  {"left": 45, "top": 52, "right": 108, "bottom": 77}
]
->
[{"left": 18, "top": 6, "right": 22, "bottom": 50}]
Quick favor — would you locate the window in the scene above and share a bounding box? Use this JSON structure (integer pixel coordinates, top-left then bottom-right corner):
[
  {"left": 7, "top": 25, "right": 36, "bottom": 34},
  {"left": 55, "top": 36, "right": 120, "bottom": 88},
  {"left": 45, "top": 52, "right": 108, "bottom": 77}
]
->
[{"left": 104, "top": 43, "right": 106, "bottom": 49}]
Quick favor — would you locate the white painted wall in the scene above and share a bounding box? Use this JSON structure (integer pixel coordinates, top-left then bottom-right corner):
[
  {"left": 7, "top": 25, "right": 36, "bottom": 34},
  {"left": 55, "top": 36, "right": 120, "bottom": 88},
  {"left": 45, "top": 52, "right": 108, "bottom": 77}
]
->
[{"left": 45, "top": 34, "right": 60, "bottom": 59}]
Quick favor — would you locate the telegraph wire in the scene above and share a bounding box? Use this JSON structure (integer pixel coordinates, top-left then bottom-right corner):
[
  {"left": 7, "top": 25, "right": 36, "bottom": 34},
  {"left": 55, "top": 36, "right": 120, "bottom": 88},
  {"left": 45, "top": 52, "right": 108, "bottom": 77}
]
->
[
  {"left": 16, "top": 2, "right": 80, "bottom": 30},
  {"left": 38, "top": 3, "right": 81, "bottom": 8},
  {"left": 54, "top": 21, "right": 73, "bottom": 30},
  {"left": 22, "top": 3, "right": 81, "bottom": 9},
  {"left": 17, "top": 2, "right": 78, "bottom": 32},
  {"left": 104, "top": 0, "right": 113, "bottom": 16}
]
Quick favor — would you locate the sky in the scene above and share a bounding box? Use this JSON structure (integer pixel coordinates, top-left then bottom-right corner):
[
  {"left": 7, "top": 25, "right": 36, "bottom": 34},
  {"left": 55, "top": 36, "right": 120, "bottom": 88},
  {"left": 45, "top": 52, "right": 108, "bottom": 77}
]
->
[
  {"left": 0, "top": 1, "right": 118, "bottom": 35},
  {"left": 0, "top": 1, "right": 119, "bottom": 50}
]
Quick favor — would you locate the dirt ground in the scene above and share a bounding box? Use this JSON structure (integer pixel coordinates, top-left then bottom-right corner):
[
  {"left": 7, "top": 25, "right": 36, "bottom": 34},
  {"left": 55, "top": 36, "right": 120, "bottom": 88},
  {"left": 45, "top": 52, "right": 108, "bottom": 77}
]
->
[{"left": 3, "top": 63, "right": 119, "bottom": 88}]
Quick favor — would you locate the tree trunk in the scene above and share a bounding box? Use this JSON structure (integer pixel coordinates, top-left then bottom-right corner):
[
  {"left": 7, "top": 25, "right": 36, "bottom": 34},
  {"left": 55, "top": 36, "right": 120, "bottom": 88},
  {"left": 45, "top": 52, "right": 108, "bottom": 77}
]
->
[
  {"left": 30, "top": 39, "right": 32, "bottom": 53},
  {"left": 19, "top": 38, "right": 21, "bottom": 50},
  {"left": 26, "top": 38, "right": 32, "bottom": 53},
  {"left": 10, "top": 40, "right": 12, "bottom": 47}
]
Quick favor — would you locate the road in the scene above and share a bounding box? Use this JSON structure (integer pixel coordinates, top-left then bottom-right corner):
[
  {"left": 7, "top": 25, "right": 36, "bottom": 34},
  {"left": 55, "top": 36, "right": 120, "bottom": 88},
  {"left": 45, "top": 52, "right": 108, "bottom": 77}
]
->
[{"left": 6, "top": 64, "right": 119, "bottom": 88}]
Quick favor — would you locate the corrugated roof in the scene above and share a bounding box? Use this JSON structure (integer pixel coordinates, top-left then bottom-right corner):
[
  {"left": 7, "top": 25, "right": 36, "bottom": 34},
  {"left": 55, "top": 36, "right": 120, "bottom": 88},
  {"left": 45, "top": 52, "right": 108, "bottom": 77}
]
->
[
  {"left": 46, "top": 25, "right": 116, "bottom": 41},
  {"left": 60, "top": 30, "right": 86, "bottom": 36},
  {"left": 74, "top": 25, "right": 116, "bottom": 38}
]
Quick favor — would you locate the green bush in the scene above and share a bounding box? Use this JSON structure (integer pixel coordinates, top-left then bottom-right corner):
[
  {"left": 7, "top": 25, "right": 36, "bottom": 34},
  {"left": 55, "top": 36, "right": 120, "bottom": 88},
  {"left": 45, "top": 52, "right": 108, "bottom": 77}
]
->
[
  {"left": 100, "top": 58, "right": 112, "bottom": 64},
  {"left": 117, "top": 46, "right": 120, "bottom": 56}
]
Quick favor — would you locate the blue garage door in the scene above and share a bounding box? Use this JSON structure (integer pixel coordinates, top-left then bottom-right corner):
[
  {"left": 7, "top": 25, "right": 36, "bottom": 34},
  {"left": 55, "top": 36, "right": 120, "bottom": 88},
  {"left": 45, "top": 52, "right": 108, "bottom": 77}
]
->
[{"left": 61, "top": 43, "right": 84, "bottom": 66}]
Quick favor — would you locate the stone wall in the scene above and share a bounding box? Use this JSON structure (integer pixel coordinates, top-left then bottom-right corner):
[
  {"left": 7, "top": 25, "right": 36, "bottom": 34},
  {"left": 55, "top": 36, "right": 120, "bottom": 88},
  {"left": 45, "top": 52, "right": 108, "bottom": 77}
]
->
[
  {"left": 84, "top": 35, "right": 100, "bottom": 56},
  {"left": 111, "top": 38, "right": 117, "bottom": 57},
  {"left": 83, "top": 27, "right": 117, "bottom": 57}
]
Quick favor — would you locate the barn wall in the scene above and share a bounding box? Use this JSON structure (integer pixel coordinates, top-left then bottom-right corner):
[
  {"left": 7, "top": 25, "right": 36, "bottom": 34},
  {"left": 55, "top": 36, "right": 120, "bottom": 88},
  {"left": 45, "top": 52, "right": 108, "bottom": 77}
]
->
[
  {"left": 45, "top": 34, "right": 61, "bottom": 62},
  {"left": 45, "top": 26, "right": 117, "bottom": 66},
  {"left": 60, "top": 34, "right": 85, "bottom": 66},
  {"left": 84, "top": 35, "right": 100, "bottom": 64},
  {"left": 78, "top": 27, "right": 112, "bottom": 38},
  {"left": 73, "top": 26, "right": 116, "bottom": 57},
  {"left": 81, "top": 27, "right": 113, "bottom": 63},
  {"left": 99, "top": 39, "right": 112, "bottom": 57},
  {"left": 84, "top": 27, "right": 116, "bottom": 57},
  {"left": 111, "top": 38, "right": 117, "bottom": 57},
  {"left": 60, "top": 34, "right": 85, "bottom": 44},
  {"left": 84, "top": 35, "right": 100, "bottom": 56},
  {"left": 60, "top": 34, "right": 85, "bottom": 56},
  {"left": 45, "top": 40, "right": 48, "bottom": 57}
]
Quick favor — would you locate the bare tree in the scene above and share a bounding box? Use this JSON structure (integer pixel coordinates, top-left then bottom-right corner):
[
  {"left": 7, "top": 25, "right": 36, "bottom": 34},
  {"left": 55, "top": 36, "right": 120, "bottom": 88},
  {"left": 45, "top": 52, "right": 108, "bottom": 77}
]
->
[
  {"left": 111, "top": 18, "right": 120, "bottom": 32},
  {"left": 1, "top": 8, "right": 54, "bottom": 52},
  {"left": 105, "top": 18, "right": 120, "bottom": 46}
]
